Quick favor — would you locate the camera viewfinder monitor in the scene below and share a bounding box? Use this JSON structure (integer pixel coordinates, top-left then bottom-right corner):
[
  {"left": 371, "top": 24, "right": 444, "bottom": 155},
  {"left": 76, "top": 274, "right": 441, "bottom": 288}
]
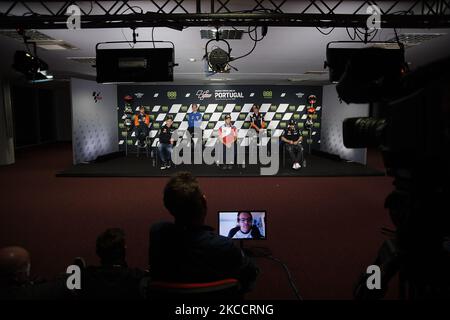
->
[{"left": 218, "top": 211, "right": 266, "bottom": 240}]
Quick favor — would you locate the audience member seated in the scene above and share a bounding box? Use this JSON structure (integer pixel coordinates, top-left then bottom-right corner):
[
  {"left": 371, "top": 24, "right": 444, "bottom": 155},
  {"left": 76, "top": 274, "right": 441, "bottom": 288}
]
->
[
  {"left": 0, "top": 246, "right": 31, "bottom": 299},
  {"left": 148, "top": 172, "right": 259, "bottom": 293},
  {"left": 79, "top": 228, "right": 146, "bottom": 299},
  {"left": 0, "top": 246, "right": 68, "bottom": 300}
]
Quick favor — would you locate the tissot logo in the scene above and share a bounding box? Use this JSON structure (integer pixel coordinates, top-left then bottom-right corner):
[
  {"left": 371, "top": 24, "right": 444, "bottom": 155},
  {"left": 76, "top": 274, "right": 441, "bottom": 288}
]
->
[
  {"left": 92, "top": 91, "right": 102, "bottom": 103},
  {"left": 196, "top": 90, "right": 212, "bottom": 100},
  {"left": 214, "top": 89, "right": 244, "bottom": 100}
]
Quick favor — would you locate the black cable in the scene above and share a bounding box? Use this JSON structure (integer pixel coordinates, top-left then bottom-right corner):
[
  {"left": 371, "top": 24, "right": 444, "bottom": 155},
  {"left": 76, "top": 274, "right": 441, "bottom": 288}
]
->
[
  {"left": 152, "top": 27, "right": 156, "bottom": 48},
  {"left": 231, "top": 26, "right": 257, "bottom": 34},
  {"left": 231, "top": 27, "right": 259, "bottom": 61},
  {"left": 316, "top": 26, "right": 335, "bottom": 36},
  {"left": 244, "top": 246, "right": 303, "bottom": 300},
  {"left": 354, "top": 28, "right": 366, "bottom": 42},
  {"left": 346, "top": 27, "right": 356, "bottom": 40},
  {"left": 120, "top": 6, "right": 144, "bottom": 14},
  {"left": 119, "top": 6, "right": 144, "bottom": 48},
  {"left": 393, "top": 27, "right": 401, "bottom": 45},
  {"left": 265, "top": 255, "right": 303, "bottom": 301},
  {"left": 18, "top": 30, "right": 33, "bottom": 55},
  {"left": 355, "top": 27, "right": 376, "bottom": 39},
  {"left": 121, "top": 28, "right": 134, "bottom": 48},
  {"left": 248, "top": 26, "right": 266, "bottom": 42},
  {"left": 350, "top": 26, "right": 379, "bottom": 43}
]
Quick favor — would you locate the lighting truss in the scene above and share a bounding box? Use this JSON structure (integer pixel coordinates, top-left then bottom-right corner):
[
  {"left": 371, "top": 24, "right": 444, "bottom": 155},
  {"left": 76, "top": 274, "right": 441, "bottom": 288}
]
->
[{"left": 0, "top": 0, "right": 449, "bottom": 29}]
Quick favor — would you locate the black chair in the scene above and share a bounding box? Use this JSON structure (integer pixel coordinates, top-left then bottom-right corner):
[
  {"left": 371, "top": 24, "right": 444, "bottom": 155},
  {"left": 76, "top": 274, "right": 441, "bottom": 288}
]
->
[
  {"left": 281, "top": 141, "right": 306, "bottom": 168},
  {"left": 136, "top": 136, "right": 151, "bottom": 158}
]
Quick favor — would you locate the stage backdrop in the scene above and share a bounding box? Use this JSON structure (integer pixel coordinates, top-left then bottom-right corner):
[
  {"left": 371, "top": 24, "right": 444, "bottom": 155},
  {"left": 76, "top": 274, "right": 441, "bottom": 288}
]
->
[
  {"left": 71, "top": 78, "right": 118, "bottom": 164},
  {"left": 117, "top": 85, "right": 322, "bottom": 151}
]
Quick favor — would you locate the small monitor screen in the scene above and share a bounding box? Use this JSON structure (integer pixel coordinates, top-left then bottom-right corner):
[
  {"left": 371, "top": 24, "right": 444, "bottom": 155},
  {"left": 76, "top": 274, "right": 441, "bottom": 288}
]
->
[{"left": 218, "top": 211, "right": 266, "bottom": 240}]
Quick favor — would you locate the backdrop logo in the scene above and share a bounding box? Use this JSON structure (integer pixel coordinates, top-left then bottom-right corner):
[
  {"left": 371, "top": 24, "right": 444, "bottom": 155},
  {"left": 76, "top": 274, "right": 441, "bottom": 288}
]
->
[
  {"left": 196, "top": 90, "right": 212, "bottom": 100},
  {"left": 92, "top": 91, "right": 102, "bottom": 103},
  {"left": 214, "top": 89, "right": 244, "bottom": 100},
  {"left": 134, "top": 92, "right": 144, "bottom": 98},
  {"left": 263, "top": 90, "right": 273, "bottom": 99},
  {"left": 66, "top": 5, "right": 81, "bottom": 30},
  {"left": 296, "top": 92, "right": 305, "bottom": 98},
  {"left": 167, "top": 91, "right": 177, "bottom": 99}
]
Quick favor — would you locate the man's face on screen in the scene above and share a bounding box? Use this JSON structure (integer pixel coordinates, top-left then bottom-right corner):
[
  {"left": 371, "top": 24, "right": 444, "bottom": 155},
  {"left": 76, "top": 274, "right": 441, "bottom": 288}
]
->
[{"left": 238, "top": 212, "right": 252, "bottom": 234}]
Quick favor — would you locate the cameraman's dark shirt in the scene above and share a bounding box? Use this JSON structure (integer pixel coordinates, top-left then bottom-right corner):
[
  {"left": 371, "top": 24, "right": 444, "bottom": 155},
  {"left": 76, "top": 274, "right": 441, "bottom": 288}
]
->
[{"left": 149, "top": 222, "right": 258, "bottom": 292}]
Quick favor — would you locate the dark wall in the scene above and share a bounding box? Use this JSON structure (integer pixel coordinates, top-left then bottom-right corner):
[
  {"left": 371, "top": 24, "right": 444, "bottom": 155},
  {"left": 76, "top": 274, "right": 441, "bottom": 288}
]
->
[
  {"left": 11, "top": 86, "right": 41, "bottom": 147},
  {"left": 53, "top": 85, "right": 72, "bottom": 142},
  {"left": 117, "top": 85, "right": 322, "bottom": 151},
  {"left": 10, "top": 83, "right": 71, "bottom": 148}
]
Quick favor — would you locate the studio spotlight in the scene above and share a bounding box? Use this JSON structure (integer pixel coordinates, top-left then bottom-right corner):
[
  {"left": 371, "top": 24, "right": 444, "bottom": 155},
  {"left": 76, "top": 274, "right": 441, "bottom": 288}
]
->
[
  {"left": 204, "top": 29, "right": 233, "bottom": 74},
  {"left": 12, "top": 51, "right": 53, "bottom": 83},
  {"left": 208, "top": 47, "right": 231, "bottom": 73}
]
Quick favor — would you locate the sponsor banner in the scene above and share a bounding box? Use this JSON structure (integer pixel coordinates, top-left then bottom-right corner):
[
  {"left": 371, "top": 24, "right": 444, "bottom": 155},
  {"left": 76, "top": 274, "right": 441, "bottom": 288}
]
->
[{"left": 118, "top": 85, "right": 322, "bottom": 153}]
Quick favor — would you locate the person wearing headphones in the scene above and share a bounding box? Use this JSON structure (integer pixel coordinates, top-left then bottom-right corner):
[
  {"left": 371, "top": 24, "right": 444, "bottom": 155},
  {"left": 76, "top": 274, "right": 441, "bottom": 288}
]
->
[{"left": 227, "top": 212, "right": 263, "bottom": 239}]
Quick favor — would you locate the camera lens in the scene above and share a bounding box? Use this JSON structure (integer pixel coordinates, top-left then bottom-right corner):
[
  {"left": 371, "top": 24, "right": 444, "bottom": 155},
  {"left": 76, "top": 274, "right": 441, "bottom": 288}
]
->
[{"left": 343, "top": 117, "right": 387, "bottom": 148}]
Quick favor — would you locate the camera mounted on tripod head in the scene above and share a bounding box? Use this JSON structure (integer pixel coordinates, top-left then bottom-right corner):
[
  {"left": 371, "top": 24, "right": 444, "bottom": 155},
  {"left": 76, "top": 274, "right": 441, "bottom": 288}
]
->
[{"left": 326, "top": 40, "right": 450, "bottom": 299}]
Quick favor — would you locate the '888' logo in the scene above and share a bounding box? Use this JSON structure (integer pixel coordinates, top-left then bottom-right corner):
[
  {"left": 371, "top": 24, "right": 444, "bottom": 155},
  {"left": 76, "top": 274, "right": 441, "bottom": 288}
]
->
[
  {"left": 263, "top": 90, "right": 273, "bottom": 99},
  {"left": 167, "top": 91, "right": 177, "bottom": 99}
]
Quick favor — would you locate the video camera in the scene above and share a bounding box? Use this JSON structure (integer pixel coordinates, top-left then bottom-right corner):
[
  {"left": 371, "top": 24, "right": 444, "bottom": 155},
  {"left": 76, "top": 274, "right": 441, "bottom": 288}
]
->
[{"left": 325, "top": 42, "right": 450, "bottom": 299}]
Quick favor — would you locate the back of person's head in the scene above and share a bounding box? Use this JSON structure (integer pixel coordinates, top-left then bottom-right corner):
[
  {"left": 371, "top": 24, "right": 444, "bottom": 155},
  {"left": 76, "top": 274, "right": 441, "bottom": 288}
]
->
[
  {"left": 0, "top": 246, "right": 30, "bottom": 286},
  {"left": 163, "top": 172, "right": 207, "bottom": 225},
  {"left": 96, "top": 228, "right": 126, "bottom": 267}
]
